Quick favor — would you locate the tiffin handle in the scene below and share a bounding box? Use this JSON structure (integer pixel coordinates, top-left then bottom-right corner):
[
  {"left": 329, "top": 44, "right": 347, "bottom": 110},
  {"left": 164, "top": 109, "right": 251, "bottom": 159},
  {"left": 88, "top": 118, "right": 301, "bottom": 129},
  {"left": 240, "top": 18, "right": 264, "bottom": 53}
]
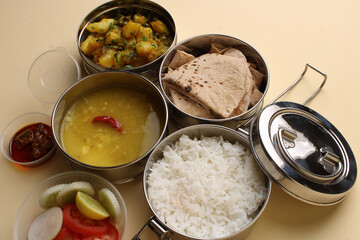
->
[
  {"left": 132, "top": 216, "right": 171, "bottom": 240},
  {"left": 269, "top": 63, "right": 327, "bottom": 106}
]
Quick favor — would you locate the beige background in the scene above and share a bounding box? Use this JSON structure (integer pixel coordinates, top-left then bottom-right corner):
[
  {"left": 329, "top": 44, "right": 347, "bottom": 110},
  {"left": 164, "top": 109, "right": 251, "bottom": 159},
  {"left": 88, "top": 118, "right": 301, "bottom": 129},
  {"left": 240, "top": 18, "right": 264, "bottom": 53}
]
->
[{"left": 1, "top": 0, "right": 359, "bottom": 239}]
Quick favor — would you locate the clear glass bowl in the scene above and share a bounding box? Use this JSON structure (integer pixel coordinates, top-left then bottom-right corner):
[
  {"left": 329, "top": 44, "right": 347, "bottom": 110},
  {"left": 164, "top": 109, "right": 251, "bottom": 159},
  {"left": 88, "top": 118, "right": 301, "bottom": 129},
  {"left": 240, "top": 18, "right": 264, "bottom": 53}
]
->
[
  {"left": 13, "top": 171, "right": 127, "bottom": 240},
  {"left": 0, "top": 112, "right": 56, "bottom": 167}
]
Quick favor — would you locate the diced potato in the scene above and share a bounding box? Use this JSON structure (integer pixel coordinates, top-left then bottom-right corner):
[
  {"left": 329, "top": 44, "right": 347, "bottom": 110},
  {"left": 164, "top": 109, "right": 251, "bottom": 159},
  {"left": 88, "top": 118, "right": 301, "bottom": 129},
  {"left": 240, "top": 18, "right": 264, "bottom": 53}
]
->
[
  {"left": 136, "top": 41, "right": 157, "bottom": 61},
  {"left": 105, "top": 27, "right": 121, "bottom": 44},
  {"left": 86, "top": 18, "right": 115, "bottom": 33},
  {"left": 130, "top": 55, "right": 149, "bottom": 67},
  {"left": 92, "top": 48, "right": 104, "bottom": 63},
  {"left": 80, "top": 13, "right": 173, "bottom": 70},
  {"left": 122, "top": 21, "right": 142, "bottom": 39},
  {"left": 133, "top": 14, "right": 147, "bottom": 25},
  {"left": 98, "top": 49, "right": 117, "bottom": 68},
  {"left": 136, "top": 27, "right": 153, "bottom": 42},
  {"left": 114, "top": 49, "right": 136, "bottom": 67},
  {"left": 156, "top": 47, "right": 168, "bottom": 57},
  {"left": 120, "top": 37, "right": 137, "bottom": 50},
  {"left": 80, "top": 34, "right": 104, "bottom": 56},
  {"left": 149, "top": 20, "right": 169, "bottom": 35}
]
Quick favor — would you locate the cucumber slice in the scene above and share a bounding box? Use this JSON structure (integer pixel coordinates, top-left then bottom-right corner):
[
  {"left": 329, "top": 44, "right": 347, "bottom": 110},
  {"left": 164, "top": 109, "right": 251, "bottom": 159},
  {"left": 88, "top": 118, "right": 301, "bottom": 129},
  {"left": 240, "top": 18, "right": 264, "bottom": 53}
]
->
[
  {"left": 56, "top": 181, "right": 95, "bottom": 207},
  {"left": 28, "top": 207, "right": 63, "bottom": 240},
  {"left": 98, "top": 188, "right": 122, "bottom": 224},
  {"left": 39, "top": 183, "right": 67, "bottom": 209}
]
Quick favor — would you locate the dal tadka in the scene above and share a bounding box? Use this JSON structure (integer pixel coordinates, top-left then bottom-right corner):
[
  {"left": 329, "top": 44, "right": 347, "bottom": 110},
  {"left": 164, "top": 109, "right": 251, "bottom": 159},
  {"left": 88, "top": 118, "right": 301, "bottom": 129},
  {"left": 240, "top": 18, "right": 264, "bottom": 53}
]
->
[
  {"left": 162, "top": 46, "right": 264, "bottom": 119},
  {"left": 60, "top": 87, "right": 163, "bottom": 167}
]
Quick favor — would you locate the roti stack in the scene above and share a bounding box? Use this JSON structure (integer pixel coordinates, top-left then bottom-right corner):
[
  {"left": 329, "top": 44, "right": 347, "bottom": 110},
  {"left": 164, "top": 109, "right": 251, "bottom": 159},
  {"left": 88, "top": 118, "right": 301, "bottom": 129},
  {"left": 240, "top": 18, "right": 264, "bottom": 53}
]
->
[{"left": 162, "top": 46, "right": 264, "bottom": 119}]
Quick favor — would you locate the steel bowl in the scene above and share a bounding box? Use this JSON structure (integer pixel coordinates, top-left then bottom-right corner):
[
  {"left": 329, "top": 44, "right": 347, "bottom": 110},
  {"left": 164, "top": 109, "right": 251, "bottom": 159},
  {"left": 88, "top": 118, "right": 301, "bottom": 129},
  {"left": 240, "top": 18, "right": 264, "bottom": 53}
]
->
[
  {"left": 77, "top": 0, "right": 177, "bottom": 82},
  {"left": 135, "top": 124, "right": 271, "bottom": 240},
  {"left": 51, "top": 71, "right": 168, "bottom": 183},
  {"left": 159, "top": 34, "right": 269, "bottom": 129}
]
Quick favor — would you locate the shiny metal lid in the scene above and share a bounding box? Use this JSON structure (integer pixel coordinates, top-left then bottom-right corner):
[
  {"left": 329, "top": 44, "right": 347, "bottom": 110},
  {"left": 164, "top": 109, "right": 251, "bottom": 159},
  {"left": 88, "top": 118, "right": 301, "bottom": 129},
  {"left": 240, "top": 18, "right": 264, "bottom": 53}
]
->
[{"left": 249, "top": 101, "right": 357, "bottom": 205}]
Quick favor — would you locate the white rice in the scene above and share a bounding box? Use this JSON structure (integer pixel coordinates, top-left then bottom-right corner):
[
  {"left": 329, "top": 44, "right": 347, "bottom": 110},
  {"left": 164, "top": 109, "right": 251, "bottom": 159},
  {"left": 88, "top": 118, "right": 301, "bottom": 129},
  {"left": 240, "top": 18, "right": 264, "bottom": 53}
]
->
[{"left": 146, "top": 135, "right": 267, "bottom": 239}]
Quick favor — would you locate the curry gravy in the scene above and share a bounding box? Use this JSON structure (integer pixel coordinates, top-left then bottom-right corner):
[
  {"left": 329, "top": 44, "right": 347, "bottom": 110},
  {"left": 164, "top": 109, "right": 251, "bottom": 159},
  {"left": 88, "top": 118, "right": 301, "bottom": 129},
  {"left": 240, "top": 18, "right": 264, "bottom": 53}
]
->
[{"left": 60, "top": 87, "right": 163, "bottom": 167}]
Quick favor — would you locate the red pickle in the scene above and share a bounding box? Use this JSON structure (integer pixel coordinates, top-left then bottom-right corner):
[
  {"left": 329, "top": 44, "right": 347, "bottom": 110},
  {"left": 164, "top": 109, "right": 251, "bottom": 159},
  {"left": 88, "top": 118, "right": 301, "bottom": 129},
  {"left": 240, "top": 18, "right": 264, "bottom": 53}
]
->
[{"left": 10, "top": 123, "right": 54, "bottom": 163}]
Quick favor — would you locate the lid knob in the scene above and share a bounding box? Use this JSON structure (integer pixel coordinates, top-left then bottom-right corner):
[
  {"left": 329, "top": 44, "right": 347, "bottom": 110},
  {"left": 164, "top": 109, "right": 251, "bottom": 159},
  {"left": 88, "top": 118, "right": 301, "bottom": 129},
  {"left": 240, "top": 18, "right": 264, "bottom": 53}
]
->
[
  {"left": 275, "top": 126, "right": 344, "bottom": 184},
  {"left": 318, "top": 147, "right": 341, "bottom": 174}
]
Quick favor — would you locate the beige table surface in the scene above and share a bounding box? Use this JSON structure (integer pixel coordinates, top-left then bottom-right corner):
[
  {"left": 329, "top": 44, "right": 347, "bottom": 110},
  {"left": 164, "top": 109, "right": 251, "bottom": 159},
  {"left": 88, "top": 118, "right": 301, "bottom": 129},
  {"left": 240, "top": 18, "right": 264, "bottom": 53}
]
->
[{"left": 1, "top": 0, "right": 359, "bottom": 239}]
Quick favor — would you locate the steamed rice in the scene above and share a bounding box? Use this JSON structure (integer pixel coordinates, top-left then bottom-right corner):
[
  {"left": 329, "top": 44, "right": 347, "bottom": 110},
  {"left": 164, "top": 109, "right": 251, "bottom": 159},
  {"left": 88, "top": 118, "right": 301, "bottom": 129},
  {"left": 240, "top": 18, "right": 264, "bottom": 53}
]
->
[{"left": 147, "top": 135, "right": 267, "bottom": 239}]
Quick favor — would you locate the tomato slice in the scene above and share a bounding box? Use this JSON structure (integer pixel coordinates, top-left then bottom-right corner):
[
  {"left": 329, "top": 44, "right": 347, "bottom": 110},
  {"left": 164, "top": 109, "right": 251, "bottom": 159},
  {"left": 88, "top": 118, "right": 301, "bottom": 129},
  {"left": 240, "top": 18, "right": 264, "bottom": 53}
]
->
[
  {"left": 62, "top": 203, "right": 109, "bottom": 236},
  {"left": 81, "top": 221, "right": 119, "bottom": 240},
  {"left": 53, "top": 225, "right": 81, "bottom": 240}
]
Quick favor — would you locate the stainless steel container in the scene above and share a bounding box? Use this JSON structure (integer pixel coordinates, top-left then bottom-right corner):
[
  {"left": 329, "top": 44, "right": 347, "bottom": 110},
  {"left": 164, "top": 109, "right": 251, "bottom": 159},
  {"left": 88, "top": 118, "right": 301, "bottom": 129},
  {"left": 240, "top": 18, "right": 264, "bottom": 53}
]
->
[
  {"left": 77, "top": 0, "right": 177, "bottom": 82},
  {"left": 51, "top": 71, "right": 169, "bottom": 183},
  {"left": 159, "top": 34, "right": 269, "bottom": 128},
  {"left": 134, "top": 124, "right": 272, "bottom": 240},
  {"left": 134, "top": 33, "right": 357, "bottom": 238},
  {"left": 134, "top": 104, "right": 357, "bottom": 238},
  {"left": 248, "top": 101, "right": 357, "bottom": 205}
]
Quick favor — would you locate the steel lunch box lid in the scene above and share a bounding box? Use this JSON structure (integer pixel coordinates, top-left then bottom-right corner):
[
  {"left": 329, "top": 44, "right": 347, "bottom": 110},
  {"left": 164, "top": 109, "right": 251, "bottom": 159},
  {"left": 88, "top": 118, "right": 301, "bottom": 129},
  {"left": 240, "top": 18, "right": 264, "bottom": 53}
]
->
[
  {"left": 28, "top": 48, "right": 80, "bottom": 104},
  {"left": 249, "top": 101, "right": 357, "bottom": 205}
]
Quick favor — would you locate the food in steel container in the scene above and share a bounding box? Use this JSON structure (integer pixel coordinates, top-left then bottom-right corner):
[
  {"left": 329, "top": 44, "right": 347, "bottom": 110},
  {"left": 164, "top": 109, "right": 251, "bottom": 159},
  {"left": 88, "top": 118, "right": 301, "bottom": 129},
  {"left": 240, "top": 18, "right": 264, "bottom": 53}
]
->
[
  {"left": 159, "top": 34, "right": 269, "bottom": 128},
  {"left": 160, "top": 37, "right": 356, "bottom": 207},
  {"left": 77, "top": 0, "right": 177, "bottom": 79},
  {"left": 135, "top": 125, "right": 271, "bottom": 240},
  {"left": 147, "top": 135, "right": 267, "bottom": 239},
  {"left": 52, "top": 72, "right": 168, "bottom": 183},
  {"left": 60, "top": 86, "right": 164, "bottom": 167},
  {"left": 162, "top": 46, "right": 264, "bottom": 119},
  {"left": 136, "top": 101, "right": 357, "bottom": 239},
  {"left": 80, "top": 13, "right": 173, "bottom": 69}
]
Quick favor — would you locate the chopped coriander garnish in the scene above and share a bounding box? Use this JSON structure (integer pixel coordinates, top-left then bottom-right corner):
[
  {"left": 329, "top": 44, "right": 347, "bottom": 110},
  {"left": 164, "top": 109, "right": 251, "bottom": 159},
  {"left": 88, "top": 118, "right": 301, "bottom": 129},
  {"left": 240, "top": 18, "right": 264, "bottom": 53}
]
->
[{"left": 123, "top": 64, "right": 134, "bottom": 69}]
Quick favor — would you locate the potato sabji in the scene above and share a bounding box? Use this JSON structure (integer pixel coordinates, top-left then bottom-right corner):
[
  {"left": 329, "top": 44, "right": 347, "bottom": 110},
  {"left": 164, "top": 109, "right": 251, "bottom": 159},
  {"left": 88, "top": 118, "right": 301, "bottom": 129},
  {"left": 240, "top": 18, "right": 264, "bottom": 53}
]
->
[{"left": 81, "top": 13, "right": 173, "bottom": 69}]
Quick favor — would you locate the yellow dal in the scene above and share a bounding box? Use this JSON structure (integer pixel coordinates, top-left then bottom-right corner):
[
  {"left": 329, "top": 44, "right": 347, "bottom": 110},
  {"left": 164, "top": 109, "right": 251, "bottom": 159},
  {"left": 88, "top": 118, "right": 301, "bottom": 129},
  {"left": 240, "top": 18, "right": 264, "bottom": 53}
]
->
[{"left": 60, "top": 87, "right": 163, "bottom": 167}]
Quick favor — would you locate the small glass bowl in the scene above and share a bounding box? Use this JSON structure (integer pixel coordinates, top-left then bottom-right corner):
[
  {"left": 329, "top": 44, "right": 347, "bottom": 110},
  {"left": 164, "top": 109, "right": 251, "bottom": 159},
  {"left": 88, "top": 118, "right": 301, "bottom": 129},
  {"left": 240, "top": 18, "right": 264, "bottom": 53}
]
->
[
  {"left": 0, "top": 112, "right": 56, "bottom": 167},
  {"left": 13, "top": 171, "right": 127, "bottom": 240}
]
